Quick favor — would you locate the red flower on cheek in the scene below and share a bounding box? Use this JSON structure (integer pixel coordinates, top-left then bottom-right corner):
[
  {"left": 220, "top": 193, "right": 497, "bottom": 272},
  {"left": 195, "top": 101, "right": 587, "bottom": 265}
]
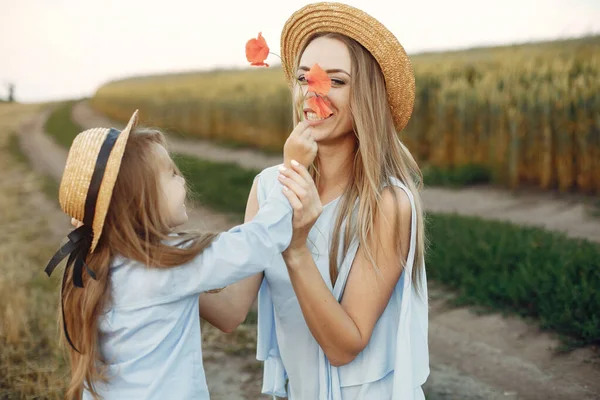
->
[
  {"left": 245, "top": 32, "right": 270, "bottom": 67},
  {"left": 307, "top": 96, "right": 333, "bottom": 119}
]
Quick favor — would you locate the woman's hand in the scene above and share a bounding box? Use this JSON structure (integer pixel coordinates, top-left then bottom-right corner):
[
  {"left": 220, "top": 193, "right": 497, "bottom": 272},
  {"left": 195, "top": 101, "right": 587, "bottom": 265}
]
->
[
  {"left": 279, "top": 160, "right": 322, "bottom": 263},
  {"left": 283, "top": 120, "right": 318, "bottom": 168}
]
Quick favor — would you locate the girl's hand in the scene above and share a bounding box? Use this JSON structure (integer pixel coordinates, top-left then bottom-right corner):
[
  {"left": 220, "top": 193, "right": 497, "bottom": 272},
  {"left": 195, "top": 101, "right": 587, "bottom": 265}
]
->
[
  {"left": 283, "top": 120, "right": 318, "bottom": 168},
  {"left": 279, "top": 160, "right": 322, "bottom": 259}
]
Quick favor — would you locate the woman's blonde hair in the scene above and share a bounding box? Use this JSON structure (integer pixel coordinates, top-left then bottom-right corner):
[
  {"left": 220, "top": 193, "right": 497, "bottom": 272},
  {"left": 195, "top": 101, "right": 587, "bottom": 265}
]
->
[
  {"left": 61, "top": 128, "right": 217, "bottom": 399},
  {"left": 292, "top": 32, "right": 426, "bottom": 293}
]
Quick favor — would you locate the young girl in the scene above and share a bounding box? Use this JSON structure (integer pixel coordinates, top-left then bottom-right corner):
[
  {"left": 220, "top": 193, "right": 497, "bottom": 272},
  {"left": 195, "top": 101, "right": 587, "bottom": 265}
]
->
[
  {"left": 44, "top": 110, "right": 321, "bottom": 399},
  {"left": 201, "top": 2, "right": 430, "bottom": 399}
]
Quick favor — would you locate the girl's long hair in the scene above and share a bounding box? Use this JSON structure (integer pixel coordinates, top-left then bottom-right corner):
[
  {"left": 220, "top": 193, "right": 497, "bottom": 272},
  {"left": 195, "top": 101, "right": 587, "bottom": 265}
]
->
[{"left": 61, "top": 128, "right": 217, "bottom": 399}]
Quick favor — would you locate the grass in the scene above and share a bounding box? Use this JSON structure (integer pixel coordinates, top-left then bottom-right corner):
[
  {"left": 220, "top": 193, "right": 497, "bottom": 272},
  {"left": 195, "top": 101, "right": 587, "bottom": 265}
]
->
[
  {"left": 44, "top": 100, "right": 81, "bottom": 148},
  {"left": 422, "top": 163, "right": 491, "bottom": 187},
  {"left": 425, "top": 213, "right": 600, "bottom": 348},
  {"left": 6, "top": 132, "right": 28, "bottom": 164},
  {"left": 0, "top": 102, "right": 67, "bottom": 398},
  {"left": 172, "top": 153, "right": 259, "bottom": 220},
  {"left": 591, "top": 200, "right": 600, "bottom": 218},
  {"left": 7, "top": 133, "right": 59, "bottom": 200}
]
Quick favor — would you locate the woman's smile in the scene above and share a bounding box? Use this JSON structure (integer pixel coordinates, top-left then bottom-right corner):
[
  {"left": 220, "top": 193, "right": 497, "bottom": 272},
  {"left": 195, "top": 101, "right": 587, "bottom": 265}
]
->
[{"left": 304, "top": 108, "right": 333, "bottom": 123}]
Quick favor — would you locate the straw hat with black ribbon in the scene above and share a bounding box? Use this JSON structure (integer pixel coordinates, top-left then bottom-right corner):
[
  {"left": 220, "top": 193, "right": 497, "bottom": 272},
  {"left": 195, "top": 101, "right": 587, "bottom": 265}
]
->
[
  {"left": 280, "top": 2, "right": 416, "bottom": 133},
  {"left": 44, "top": 109, "right": 139, "bottom": 353}
]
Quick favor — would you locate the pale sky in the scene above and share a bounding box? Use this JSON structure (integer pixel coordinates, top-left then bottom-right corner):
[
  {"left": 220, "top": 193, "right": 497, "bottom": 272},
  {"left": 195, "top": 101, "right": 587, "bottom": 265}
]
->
[{"left": 1, "top": 0, "right": 599, "bottom": 102}]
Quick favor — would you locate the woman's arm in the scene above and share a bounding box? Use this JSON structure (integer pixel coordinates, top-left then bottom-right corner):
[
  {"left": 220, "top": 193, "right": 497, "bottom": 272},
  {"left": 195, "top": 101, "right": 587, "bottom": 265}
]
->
[
  {"left": 198, "top": 177, "right": 264, "bottom": 332},
  {"left": 280, "top": 165, "right": 411, "bottom": 367}
]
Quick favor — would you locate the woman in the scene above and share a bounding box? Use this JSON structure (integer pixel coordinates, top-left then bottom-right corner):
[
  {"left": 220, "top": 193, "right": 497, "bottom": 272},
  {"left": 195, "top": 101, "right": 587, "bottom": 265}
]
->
[{"left": 202, "top": 2, "right": 429, "bottom": 399}]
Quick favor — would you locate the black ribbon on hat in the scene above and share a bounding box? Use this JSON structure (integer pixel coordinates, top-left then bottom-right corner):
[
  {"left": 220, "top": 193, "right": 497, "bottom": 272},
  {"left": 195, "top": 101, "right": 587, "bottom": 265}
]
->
[{"left": 44, "top": 128, "right": 121, "bottom": 353}]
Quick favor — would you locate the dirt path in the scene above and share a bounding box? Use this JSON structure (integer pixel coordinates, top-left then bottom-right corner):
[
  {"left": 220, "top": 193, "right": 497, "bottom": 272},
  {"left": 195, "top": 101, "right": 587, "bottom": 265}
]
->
[
  {"left": 26, "top": 100, "right": 598, "bottom": 399},
  {"left": 427, "top": 283, "right": 600, "bottom": 399}
]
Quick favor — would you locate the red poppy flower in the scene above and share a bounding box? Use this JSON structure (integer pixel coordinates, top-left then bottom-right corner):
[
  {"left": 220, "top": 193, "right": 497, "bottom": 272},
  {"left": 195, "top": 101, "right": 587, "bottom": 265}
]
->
[
  {"left": 246, "top": 32, "right": 270, "bottom": 67},
  {"left": 307, "top": 96, "right": 333, "bottom": 119},
  {"left": 305, "top": 64, "right": 331, "bottom": 96}
]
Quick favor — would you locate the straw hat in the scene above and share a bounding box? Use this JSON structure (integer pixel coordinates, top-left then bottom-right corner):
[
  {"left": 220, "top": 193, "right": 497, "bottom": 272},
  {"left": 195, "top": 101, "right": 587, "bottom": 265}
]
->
[
  {"left": 58, "top": 110, "right": 139, "bottom": 253},
  {"left": 280, "top": 2, "right": 415, "bottom": 132}
]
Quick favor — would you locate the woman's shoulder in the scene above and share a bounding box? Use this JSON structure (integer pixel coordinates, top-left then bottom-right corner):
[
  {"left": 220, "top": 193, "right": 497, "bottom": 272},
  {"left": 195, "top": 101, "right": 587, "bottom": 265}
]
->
[
  {"left": 384, "top": 177, "right": 416, "bottom": 206},
  {"left": 386, "top": 176, "right": 410, "bottom": 191}
]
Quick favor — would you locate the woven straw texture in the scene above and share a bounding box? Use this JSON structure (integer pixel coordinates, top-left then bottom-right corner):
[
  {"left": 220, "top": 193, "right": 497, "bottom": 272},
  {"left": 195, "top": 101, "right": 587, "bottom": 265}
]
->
[
  {"left": 280, "top": 2, "right": 415, "bottom": 132},
  {"left": 58, "top": 111, "right": 138, "bottom": 252}
]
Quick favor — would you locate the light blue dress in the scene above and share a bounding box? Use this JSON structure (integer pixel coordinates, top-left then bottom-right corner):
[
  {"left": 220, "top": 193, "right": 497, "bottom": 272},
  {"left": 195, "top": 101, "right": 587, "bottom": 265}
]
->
[
  {"left": 82, "top": 181, "right": 292, "bottom": 400},
  {"left": 255, "top": 165, "right": 429, "bottom": 399}
]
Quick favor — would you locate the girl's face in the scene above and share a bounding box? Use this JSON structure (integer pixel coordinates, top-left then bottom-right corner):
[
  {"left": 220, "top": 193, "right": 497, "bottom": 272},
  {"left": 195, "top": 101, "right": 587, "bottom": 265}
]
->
[
  {"left": 154, "top": 143, "right": 188, "bottom": 228},
  {"left": 296, "top": 36, "right": 354, "bottom": 143}
]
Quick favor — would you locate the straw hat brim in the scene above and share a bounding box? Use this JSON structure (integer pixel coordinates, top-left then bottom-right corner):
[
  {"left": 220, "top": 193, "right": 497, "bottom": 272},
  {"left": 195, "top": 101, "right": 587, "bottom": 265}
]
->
[
  {"left": 59, "top": 110, "right": 139, "bottom": 252},
  {"left": 280, "top": 2, "right": 415, "bottom": 132}
]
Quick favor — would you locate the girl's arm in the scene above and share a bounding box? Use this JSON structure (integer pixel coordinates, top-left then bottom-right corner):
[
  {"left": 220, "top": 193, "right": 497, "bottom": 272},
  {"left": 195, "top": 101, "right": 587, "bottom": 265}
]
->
[
  {"left": 170, "top": 182, "right": 294, "bottom": 298},
  {"left": 279, "top": 167, "right": 411, "bottom": 367},
  {"left": 198, "top": 177, "right": 264, "bottom": 332}
]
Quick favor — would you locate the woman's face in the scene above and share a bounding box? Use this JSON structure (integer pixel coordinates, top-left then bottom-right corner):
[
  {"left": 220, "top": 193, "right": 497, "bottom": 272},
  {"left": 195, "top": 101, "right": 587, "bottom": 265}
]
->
[{"left": 296, "top": 36, "right": 354, "bottom": 143}]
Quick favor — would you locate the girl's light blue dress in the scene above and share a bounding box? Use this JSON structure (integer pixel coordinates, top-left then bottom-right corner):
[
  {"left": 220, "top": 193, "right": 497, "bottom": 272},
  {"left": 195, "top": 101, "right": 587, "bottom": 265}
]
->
[
  {"left": 82, "top": 182, "right": 292, "bottom": 400},
  {"left": 255, "top": 165, "right": 429, "bottom": 400}
]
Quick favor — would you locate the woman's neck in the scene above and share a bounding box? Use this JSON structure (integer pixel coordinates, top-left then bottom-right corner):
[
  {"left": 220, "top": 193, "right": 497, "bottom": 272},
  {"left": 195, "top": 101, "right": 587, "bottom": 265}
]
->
[{"left": 315, "top": 135, "right": 356, "bottom": 204}]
